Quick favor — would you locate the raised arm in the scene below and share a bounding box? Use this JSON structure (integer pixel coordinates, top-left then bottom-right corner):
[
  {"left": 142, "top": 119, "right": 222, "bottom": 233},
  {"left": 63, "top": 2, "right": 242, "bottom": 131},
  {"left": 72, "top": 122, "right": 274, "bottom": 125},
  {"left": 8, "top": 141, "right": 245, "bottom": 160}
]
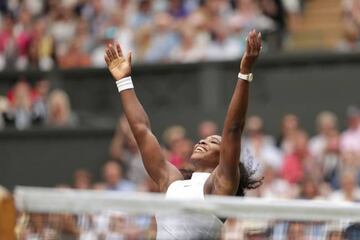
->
[
  {"left": 104, "top": 43, "right": 182, "bottom": 191},
  {"left": 214, "top": 30, "right": 262, "bottom": 194}
]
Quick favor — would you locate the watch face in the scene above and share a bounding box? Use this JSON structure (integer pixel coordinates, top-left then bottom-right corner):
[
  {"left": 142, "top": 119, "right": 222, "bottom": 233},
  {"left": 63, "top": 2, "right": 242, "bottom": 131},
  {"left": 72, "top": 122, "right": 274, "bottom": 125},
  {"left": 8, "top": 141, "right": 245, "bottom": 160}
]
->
[{"left": 249, "top": 74, "right": 253, "bottom": 81}]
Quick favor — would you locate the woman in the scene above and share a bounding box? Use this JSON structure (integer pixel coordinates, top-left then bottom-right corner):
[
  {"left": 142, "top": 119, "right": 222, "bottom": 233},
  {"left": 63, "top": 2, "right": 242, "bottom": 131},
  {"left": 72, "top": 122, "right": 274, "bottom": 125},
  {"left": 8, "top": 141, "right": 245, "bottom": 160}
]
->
[{"left": 104, "top": 30, "right": 263, "bottom": 239}]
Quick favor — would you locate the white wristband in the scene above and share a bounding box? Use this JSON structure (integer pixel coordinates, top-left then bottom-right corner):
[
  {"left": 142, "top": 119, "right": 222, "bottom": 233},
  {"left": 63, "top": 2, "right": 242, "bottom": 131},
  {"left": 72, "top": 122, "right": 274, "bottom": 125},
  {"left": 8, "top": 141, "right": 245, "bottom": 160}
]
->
[
  {"left": 116, "top": 76, "right": 134, "bottom": 92},
  {"left": 238, "top": 72, "right": 253, "bottom": 82}
]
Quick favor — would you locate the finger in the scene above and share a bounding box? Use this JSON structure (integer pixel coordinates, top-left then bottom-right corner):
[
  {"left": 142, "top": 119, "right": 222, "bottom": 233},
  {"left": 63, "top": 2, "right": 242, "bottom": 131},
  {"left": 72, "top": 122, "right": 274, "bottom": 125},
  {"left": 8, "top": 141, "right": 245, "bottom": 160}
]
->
[
  {"left": 116, "top": 42, "right": 123, "bottom": 57},
  {"left": 109, "top": 44, "right": 118, "bottom": 59},
  {"left": 253, "top": 31, "right": 259, "bottom": 54},
  {"left": 251, "top": 32, "right": 257, "bottom": 54},
  {"left": 246, "top": 30, "right": 254, "bottom": 54},
  {"left": 127, "top": 52, "right": 132, "bottom": 64},
  {"left": 257, "top": 32, "right": 262, "bottom": 52},
  {"left": 245, "top": 35, "right": 251, "bottom": 55},
  {"left": 104, "top": 54, "right": 110, "bottom": 66},
  {"left": 106, "top": 48, "right": 112, "bottom": 60},
  {"left": 253, "top": 30, "right": 259, "bottom": 51},
  {"left": 249, "top": 32, "right": 256, "bottom": 54}
]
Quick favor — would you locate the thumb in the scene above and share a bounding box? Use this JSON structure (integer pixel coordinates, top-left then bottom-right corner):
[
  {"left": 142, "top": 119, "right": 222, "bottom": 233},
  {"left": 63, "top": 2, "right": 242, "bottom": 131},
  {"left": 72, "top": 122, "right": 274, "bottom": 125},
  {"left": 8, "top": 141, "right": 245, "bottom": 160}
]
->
[{"left": 127, "top": 52, "right": 132, "bottom": 64}]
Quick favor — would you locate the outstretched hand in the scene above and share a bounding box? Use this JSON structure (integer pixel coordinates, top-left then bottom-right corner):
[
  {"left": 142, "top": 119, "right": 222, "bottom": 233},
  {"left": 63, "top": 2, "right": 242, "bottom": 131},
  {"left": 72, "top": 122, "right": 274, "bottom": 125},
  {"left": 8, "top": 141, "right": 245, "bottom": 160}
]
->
[
  {"left": 240, "top": 30, "right": 262, "bottom": 74},
  {"left": 104, "top": 42, "right": 132, "bottom": 81}
]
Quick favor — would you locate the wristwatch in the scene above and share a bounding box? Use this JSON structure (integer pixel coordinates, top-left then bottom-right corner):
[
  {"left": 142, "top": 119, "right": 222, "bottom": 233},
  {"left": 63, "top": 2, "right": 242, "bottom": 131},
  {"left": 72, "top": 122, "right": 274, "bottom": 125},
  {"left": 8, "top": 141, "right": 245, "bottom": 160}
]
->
[{"left": 238, "top": 72, "right": 253, "bottom": 82}]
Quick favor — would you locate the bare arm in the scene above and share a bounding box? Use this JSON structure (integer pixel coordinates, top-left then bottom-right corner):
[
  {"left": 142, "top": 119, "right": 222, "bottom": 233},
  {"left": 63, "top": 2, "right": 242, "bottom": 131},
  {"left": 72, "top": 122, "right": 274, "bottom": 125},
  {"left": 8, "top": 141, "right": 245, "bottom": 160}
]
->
[
  {"left": 214, "top": 30, "right": 262, "bottom": 194},
  {"left": 104, "top": 43, "right": 182, "bottom": 191}
]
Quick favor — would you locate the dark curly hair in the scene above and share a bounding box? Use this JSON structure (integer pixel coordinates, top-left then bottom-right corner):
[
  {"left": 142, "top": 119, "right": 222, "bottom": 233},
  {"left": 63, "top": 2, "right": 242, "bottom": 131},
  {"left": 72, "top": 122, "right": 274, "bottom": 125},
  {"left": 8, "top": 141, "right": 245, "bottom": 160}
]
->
[{"left": 236, "top": 161, "right": 263, "bottom": 197}]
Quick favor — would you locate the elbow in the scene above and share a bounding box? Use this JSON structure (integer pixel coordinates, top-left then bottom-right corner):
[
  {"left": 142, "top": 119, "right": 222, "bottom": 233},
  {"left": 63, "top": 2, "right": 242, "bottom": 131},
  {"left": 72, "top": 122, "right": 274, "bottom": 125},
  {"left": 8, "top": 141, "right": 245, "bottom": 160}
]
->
[
  {"left": 132, "top": 123, "right": 150, "bottom": 138},
  {"left": 227, "top": 121, "right": 245, "bottom": 135},
  {"left": 228, "top": 123, "right": 241, "bottom": 133}
]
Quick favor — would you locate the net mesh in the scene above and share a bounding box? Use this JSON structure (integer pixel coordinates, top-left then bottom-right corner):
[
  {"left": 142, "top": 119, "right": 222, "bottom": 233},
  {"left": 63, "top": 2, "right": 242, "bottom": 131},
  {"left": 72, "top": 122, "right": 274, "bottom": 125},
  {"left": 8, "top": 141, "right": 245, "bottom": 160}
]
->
[{"left": 14, "top": 187, "right": 360, "bottom": 240}]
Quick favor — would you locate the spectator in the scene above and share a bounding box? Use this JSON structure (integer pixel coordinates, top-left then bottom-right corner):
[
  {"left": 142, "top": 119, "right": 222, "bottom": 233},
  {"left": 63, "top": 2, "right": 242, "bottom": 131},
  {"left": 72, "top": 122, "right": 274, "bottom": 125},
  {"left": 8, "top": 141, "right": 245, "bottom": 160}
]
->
[
  {"left": 74, "top": 18, "right": 93, "bottom": 55},
  {"left": 91, "top": 27, "right": 114, "bottom": 67},
  {"left": 32, "top": 78, "right": 50, "bottom": 126},
  {"left": 5, "top": 80, "right": 33, "bottom": 129},
  {"left": 102, "top": 161, "right": 136, "bottom": 191},
  {"left": 340, "top": 106, "right": 360, "bottom": 154},
  {"left": 309, "top": 111, "right": 340, "bottom": 159},
  {"left": 50, "top": 5, "right": 77, "bottom": 56},
  {"left": 309, "top": 111, "right": 341, "bottom": 184},
  {"left": 256, "top": 165, "right": 294, "bottom": 199},
  {"left": 277, "top": 113, "right": 300, "bottom": 154},
  {"left": 0, "top": 96, "right": 9, "bottom": 129},
  {"left": 330, "top": 169, "right": 360, "bottom": 202},
  {"left": 197, "top": 120, "right": 218, "bottom": 140},
  {"left": 244, "top": 115, "right": 282, "bottom": 172},
  {"left": 340, "top": 0, "right": 360, "bottom": 51},
  {"left": 73, "top": 169, "right": 93, "bottom": 189},
  {"left": 229, "top": 0, "right": 275, "bottom": 34},
  {"left": 345, "top": 223, "right": 360, "bottom": 240},
  {"left": 167, "top": 0, "right": 190, "bottom": 19},
  {"left": 162, "top": 125, "right": 188, "bottom": 168},
  {"left": 258, "top": 0, "right": 287, "bottom": 49},
  {"left": 109, "top": 116, "right": 148, "bottom": 185},
  {"left": 170, "top": 26, "right": 206, "bottom": 62},
  {"left": 130, "top": 0, "right": 154, "bottom": 29},
  {"left": 282, "top": 130, "right": 320, "bottom": 184},
  {"left": 287, "top": 221, "right": 306, "bottom": 240},
  {"left": 58, "top": 37, "right": 91, "bottom": 69},
  {"left": 327, "top": 229, "right": 344, "bottom": 240},
  {"left": 13, "top": 8, "right": 33, "bottom": 70},
  {"left": 81, "top": 0, "right": 108, "bottom": 40},
  {"left": 143, "top": 13, "right": 178, "bottom": 62},
  {"left": 47, "top": 89, "right": 77, "bottom": 127},
  {"left": 108, "top": 12, "right": 134, "bottom": 56},
  {"left": 28, "top": 18, "right": 56, "bottom": 70},
  {"left": 298, "top": 176, "right": 328, "bottom": 200},
  {"left": 206, "top": 22, "right": 243, "bottom": 61},
  {"left": 0, "top": 13, "right": 17, "bottom": 70}
]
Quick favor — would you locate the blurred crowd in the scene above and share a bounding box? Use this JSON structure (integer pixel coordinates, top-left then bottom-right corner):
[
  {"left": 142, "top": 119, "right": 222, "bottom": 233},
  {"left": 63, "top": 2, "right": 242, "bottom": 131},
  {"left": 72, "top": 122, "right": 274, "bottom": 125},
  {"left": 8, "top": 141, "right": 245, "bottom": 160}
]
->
[
  {"left": 7, "top": 105, "right": 360, "bottom": 239},
  {"left": 0, "top": 0, "right": 304, "bottom": 70},
  {"left": 341, "top": 0, "right": 360, "bottom": 51},
  {"left": 0, "top": 78, "right": 76, "bottom": 130},
  {"left": 67, "top": 107, "right": 360, "bottom": 202}
]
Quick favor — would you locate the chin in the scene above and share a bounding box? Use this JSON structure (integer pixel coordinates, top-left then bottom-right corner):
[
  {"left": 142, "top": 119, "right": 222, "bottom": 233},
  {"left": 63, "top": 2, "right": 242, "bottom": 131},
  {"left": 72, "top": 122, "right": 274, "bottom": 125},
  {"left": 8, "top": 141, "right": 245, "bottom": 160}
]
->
[{"left": 190, "top": 151, "right": 204, "bottom": 161}]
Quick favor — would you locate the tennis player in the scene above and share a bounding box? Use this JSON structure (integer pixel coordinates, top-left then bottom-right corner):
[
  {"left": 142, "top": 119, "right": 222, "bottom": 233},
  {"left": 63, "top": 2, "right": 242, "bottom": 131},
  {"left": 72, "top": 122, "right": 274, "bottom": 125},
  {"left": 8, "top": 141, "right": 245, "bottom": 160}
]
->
[{"left": 105, "top": 29, "right": 263, "bottom": 240}]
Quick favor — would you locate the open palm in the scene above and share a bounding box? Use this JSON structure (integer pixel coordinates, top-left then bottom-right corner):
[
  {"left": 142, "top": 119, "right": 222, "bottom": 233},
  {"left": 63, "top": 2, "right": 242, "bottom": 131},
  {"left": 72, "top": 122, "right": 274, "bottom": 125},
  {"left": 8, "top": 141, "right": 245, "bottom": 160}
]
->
[
  {"left": 104, "top": 43, "right": 132, "bottom": 80},
  {"left": 240, "top": 30, "right": 262, "bottom": 74}
]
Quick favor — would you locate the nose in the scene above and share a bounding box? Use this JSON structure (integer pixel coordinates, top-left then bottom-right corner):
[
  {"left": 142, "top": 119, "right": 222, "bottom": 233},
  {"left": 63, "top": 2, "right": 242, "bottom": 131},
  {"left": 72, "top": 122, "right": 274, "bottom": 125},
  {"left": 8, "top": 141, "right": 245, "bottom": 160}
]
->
[{"left": 199, "top": 139, "right": 206, "bottom": 145}]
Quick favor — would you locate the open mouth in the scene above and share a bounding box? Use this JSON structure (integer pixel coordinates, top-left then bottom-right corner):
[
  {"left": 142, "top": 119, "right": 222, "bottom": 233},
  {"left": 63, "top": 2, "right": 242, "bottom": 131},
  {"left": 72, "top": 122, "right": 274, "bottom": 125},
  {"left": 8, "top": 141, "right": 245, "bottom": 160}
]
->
[{"left": 194, "top": 146, "right": 207, "bottom": 153}]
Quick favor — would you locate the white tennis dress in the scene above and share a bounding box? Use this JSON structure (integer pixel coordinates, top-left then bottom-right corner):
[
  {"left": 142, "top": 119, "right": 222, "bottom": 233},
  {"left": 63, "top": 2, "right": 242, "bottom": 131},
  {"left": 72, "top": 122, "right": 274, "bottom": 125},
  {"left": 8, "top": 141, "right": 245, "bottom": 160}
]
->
[{"left": 156, "top": 172, "right": 223, "bottom": 240}]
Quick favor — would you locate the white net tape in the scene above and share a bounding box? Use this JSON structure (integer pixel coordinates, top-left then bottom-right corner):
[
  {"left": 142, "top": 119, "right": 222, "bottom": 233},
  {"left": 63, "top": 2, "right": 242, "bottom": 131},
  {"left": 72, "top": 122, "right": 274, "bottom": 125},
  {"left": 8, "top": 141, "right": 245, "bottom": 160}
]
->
[
  {"left": 15, "top": 186, "right": 360, "bottom": 221},
  {"left": 14, "top": 186, "right": 360, "bottom": 240}
]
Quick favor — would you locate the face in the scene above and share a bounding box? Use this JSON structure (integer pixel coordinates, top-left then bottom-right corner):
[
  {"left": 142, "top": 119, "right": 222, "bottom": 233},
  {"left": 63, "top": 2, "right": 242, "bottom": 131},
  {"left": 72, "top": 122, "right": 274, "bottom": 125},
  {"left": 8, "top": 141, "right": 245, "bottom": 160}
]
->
[
  {"left": 190, "top": 135, "right": 221, "bottom": 169},
  {"left": 287, "top": 222, "right": 305, "bottom": 240},
  {"left": 302, "top": 180, "right": 318, "bottom": 199},
  {"left": 103, "top": 162, "right": 122, "bottom": 186},
  {"left": 282, "top": 114, "right": 299, "bottom": 132}
]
